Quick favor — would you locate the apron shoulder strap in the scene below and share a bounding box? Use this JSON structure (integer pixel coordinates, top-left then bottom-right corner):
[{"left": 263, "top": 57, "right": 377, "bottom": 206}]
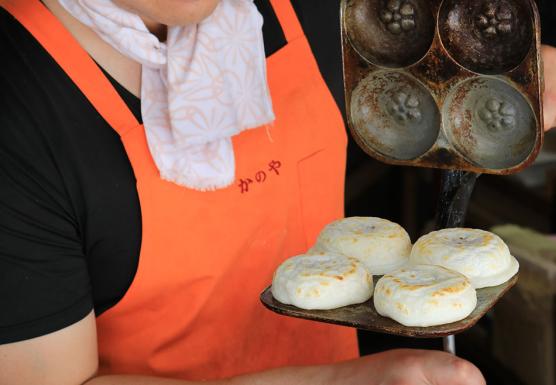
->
[
  {"left": 269, "top": 0, "right": 304, "bottom": 43},
  {"left": 1, "top": 0, "right": 139, "bottom": 136}
]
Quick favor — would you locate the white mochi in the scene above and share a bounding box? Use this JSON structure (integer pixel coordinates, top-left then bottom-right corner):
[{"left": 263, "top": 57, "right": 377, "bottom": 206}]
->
[
  {"left": 310, "top": 217, "right": 411, "bottom": 275},
  {"left": 374, "top": 264, "right": 477, "bottom": 327},
  {"left": 410, "top": 228, "right": 519, "bottom": 288},
  {"left": 272, "top": 253, "right": 374, "bottom": 310}
]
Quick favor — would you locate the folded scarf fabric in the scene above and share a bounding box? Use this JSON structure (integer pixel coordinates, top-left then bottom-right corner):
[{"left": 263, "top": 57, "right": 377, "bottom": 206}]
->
[{"left": 59, "top": 0, "right": 275, "bottom": 190}]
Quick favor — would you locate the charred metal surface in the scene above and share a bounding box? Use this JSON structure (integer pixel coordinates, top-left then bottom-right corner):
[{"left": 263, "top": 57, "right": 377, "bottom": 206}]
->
[
  {"left": 409, "top": 46, "right": 461, "bottom": 88},
  {"left": 438, "top": 0, "right": 533, "bottom": 74},
  {"left": 344, "top": 0, "right": 435, "bottom": 68},
  {"left": 260, "top": 273, "right": 518, "bottom": 338},
  {"left": 420, "top": 148, "right": 465, "bottom": 169},
  {"left": 341, "top": 0, "right": 543, "bottom": 174}
]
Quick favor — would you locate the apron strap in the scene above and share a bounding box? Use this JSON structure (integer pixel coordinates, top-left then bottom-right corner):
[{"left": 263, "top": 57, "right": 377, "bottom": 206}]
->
[
  {"left": 1, "top": 0, "right": 140, "bottom": 136},
  {"left": 269, "top": 0, "right": 305, "bottom": 43}
]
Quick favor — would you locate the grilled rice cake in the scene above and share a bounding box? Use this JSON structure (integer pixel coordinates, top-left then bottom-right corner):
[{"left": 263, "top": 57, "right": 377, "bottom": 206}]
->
[
  {"left": 374, "top": 264, "right": 477, "bottom": 327},
  {"left": 410, "top": 228, "right": 519, "bottom": 288},
  {"left": 310, "top": 217, "right": 411, "bottom": 275},
  {"left": 271, "top": 253, "right": 373, "bottom": 310}
]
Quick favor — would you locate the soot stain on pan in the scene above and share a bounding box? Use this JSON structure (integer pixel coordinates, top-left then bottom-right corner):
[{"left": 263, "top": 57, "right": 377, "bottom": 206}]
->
[
  {"left": 345, "top": 0, "right": 435, "bottom": 68},
  {"left": 438, "top": 0, "right": 534, "bottom": 74},
  {"left": 411, "top": 46, "right": 461, "bottom": 87}
]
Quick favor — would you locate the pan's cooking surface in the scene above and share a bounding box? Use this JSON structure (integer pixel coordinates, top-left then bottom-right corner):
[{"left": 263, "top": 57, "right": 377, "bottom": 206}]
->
[
  {"left": 438, "top": 0, "right": 534, "bottom": 75},
  {"left": 442, "top": 77, "right": 537, "bottom": 169},
  {"left": 350, "top": 71, "right": 440, "bottom": 160},
  {"left": 344, "top": 0, "right": 435, "bottom": 68}
]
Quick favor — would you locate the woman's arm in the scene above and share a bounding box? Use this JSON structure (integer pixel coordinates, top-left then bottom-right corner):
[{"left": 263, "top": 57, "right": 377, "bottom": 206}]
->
[
  {"left": 1, "top": 311, "right": 485, "bottom": 385},
  {"left": 0, "top": 312, "right": 98, "bottom": 385}
]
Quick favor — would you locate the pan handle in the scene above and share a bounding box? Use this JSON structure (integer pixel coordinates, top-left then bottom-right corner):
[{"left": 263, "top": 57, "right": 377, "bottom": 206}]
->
[
  {"left": 435, "top": 170, "right": 480, "bottom": 229},
  {"left": 435, "top": 170, "right": 480, "bottom": 356}
]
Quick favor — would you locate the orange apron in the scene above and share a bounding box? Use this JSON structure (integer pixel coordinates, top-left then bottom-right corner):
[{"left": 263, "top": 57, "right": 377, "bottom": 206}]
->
[{"left": 3, "top": 0, "right": 358, "bottom": 380}]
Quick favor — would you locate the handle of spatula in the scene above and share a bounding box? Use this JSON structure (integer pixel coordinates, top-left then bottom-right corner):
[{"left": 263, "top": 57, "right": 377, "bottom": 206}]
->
[{"left": 443, "top": 335, "right": 456, "bottom": 354}]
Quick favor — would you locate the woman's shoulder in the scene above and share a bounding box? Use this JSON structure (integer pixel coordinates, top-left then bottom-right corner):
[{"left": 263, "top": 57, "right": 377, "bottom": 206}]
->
[
  {"left": 1, "top": 6, "right": 51, "bottom": 82},
  {"left": 1, "top": 6, "right": 66, "bottom": 141}
]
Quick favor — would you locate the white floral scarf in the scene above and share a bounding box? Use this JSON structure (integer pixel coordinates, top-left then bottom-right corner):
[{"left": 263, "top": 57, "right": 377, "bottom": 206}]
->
[{"left": 59, "top": 0, "right": 275, "bottom": 190}]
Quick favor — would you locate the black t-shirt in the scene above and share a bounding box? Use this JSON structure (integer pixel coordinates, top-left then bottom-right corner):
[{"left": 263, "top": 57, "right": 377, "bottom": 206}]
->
[{"left": 0, "top": 0, "right": 345, "bottom": 344}]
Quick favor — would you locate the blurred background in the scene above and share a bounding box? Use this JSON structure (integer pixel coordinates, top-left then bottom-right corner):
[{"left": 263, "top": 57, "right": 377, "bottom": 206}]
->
[{"left": 293, "top": 0, "right": 556, "bottom": 384}]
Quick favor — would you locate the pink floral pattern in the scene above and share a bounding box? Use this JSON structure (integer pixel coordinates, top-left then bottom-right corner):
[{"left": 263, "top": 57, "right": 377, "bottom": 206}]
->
[{"left": 59, "top": 0, "right": 275, "bottom": 190}]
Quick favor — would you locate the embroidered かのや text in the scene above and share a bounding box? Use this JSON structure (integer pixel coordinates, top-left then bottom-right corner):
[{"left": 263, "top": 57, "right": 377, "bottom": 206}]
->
[{"left": 238, "top": 160, "right": 282, "bottom": 193}]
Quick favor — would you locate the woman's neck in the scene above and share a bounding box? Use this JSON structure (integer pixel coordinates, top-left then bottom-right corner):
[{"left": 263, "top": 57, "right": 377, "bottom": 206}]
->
[
  {"left": 41, "top": 0, "right": 143, "bottom": 97},
  {"left": 142, "top": 17, "right": 167, "bottom": 41}
]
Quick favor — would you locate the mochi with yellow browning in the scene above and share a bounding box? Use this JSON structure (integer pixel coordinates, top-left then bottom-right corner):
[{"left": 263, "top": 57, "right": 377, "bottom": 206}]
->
[
  {"left": 374, "top": 264, "right": 477, "bottom": 327},
  {"left": 271, "top": 253, "right": 374, "bottom": 310},
  {"left": 311, "top": 217, "right": 411, "bottom": 275},
  {"left": 410, "top": 228, "right": 519, "bottom": 289}
]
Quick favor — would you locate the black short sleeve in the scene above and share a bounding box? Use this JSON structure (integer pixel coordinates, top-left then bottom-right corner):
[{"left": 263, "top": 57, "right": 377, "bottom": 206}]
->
[
  {"left": 0, "top": 151, "right": 93, "bottom": 343},
  {"left": 0, "top": 12, "right": 94, "bottom": 343}
]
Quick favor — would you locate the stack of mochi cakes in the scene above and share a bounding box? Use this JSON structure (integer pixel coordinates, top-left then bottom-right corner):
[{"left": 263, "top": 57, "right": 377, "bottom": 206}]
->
[{"left": 271, "top": 217, "right": 519, "bottom": 327}]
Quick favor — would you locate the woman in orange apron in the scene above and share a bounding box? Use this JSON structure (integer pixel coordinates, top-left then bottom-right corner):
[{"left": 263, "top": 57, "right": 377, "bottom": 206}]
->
[{"left": 0, "top": 0, "right": 489, "bottom": 384}]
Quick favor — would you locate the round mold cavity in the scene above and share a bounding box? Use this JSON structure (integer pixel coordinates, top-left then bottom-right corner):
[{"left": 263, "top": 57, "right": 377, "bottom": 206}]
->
[
  {"left": 443, "top": 77, "right": 536, "bottom": 169},
  {"left": 350, "top": 71, "right": 440, "bottom": 160},
  {"left": 438, "top": 0, "right": 534, "bottom": 74},
  {"left": 344, "top": 0, "right": 435, "bottom": 68}
]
